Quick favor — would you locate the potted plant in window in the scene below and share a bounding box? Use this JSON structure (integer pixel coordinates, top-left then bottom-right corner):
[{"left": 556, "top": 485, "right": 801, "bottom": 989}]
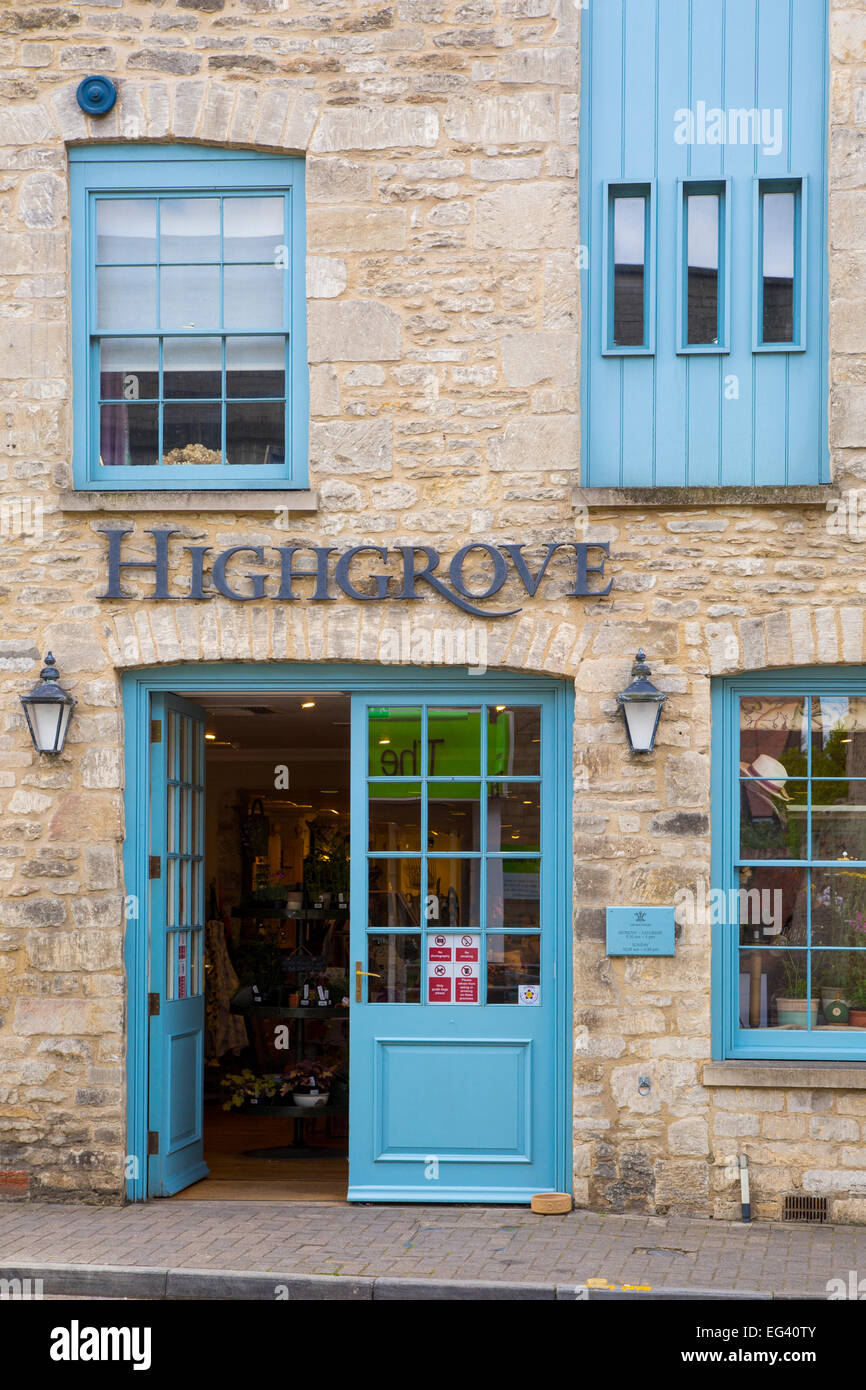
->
[
  {"left": 281, "top": 1059, "right": 335, "bottom": 1109},
  {"left": 220, "top": 1069, "right": 279, "bottom": 1111},
  {"left": 774, "top": 954, "right": 819, "bottom": 1029},
  {"left": 847, "top": 984, "right": 866, "bottom": 1029}
]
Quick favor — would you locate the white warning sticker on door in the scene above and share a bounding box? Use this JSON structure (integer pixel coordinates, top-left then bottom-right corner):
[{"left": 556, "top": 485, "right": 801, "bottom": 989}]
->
[
  {"left": 427, "top": 934, "right": 480, "bottom": 1004},
  {"left": 454, "top": 935, "right": 480, "bottom": 1004},
  {"left": 427, "top": 934, "right": 452, "bottom": 1004}
]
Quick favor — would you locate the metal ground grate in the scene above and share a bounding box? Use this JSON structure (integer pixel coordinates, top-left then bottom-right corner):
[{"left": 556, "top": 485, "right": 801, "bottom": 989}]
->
[{"left": 783, "top": 1194, "right": 828, "bottom": 1223}]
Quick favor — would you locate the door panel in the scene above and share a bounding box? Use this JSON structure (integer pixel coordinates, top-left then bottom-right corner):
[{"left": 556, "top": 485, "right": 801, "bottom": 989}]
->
[
  {"left": 147, "top": 693, "right": 208, "bottom": 1197},
  {"left": 349, "top": 693, "right": 564, "bottom": 1203}
]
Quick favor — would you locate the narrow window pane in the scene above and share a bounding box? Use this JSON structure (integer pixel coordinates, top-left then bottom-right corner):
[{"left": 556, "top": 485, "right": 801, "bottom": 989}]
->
[
  {"left": 368, "top": 707, "right": 422, "bottom": 776},
  {"left": 226, "top": 337, "right": 285, "bottom": 399},
  {"left": 369, "top": 782, "right": 422, "bottom": 852},
  {"left": 223, "top": 195, "right": 285, "bottom": 262},
  {"left": 812, "top": 952, "right": 866, "bottom": 1025},
  {"left": 486, "top": 934, "right": 541, "bottom": 1004},
  {"left": 428, "top": 708, "right": 481, "bottom": 776},
  {"left": 735, "top": 866, "right": 804, "bottom": 948},
  {"left": 163, "top": 336, "right": 222, "bottom": 399},
  {"left": 427, "top": 857, "right": 480, "bottom": 929},
  {"left": 737, "top": 949, "right": 814, "bottom": 1029},
  {"left": 487, "top": 783, "right": 540, "bottom": 852},
  {"left": 99, "top": 403, "right": 158, "bottom": 466},
  {"left": 163, "top": 402, "right": 222, "bottom": 466},
  {"left": 810, "top": 696, "right": 866, "bottom": 776},
  {"left": 429, "top": 782, "right": 481, "bottom": 852},
  {"left": 812, "top": 869, "right": 866, "bottom": 947},
  {"left": 99, "top": 338, "right": 159, "bottom": 400},
  {"left": 811, "top": 787, "right": 866, "bottom": 863},
  {"left": 160, "top": 266, "right": 220, "bottom": 332},
  {"left": 225, "top": 401, "right": 284, "bottom": 467},
  {"left": 368, "top": 858, "right": 423, "bottom": 928},
  {"left": 487, "top": 705, "right": 541, "bottom": 776},
  {"left": 762, "top": 191, "right": 795, "bottom": 343},
  {"left": 739, "top": 696, "right": 807, "bottom": 768},
  {"left": 97, "top": 266, "right": 156, "bottom": 331},
  {"left": 224, "top": 265, "right": 285, "bottom": 330},
  {"left": 612, "top": 195, "right": 646, "bottom": 347},
  {"left": 686, "top": 193, "right": 720, "bottom": 344},
  {"left": 367, "top": 934, "right": 421, "bottom": 1003},
  {"left": 160, "top": 197, "right": 220, "bottom": 262},
  {"left": 487, "top": 859, "right": 540, "bottom": 930},
  {"left": 739, "top": 778, "right": 806, "bottom": 860},
  {"left": 96, "top": 199, "right": 156, "bottom": 264}
]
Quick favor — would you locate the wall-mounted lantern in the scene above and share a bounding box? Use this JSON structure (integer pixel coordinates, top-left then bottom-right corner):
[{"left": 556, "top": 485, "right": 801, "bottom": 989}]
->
[
  {"left": 20, "top": 653, "right": 75, "bottom": 755},
  {"left": 616, "top": 650, "right": 667, "bottom": 754}
]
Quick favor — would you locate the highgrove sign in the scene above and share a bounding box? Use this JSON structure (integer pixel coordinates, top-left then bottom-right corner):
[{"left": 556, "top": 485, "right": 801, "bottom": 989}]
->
[{"left": 98, "top": 528, "right": 614, "bottom": 619}]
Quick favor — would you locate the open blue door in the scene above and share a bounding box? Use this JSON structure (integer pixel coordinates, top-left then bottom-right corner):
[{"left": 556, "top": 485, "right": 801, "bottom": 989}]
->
[
  {"left": 349, "top": 691, "right": 568, "bottom": 1203},
  {"left": 147, "top": 693, "right": 209, "bottom": 1196}
]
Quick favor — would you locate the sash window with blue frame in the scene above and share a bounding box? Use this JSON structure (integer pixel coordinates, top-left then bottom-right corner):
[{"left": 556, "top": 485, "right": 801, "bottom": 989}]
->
[
  {"left": 714, "top": 674, "right": 866, "bottom": 1061},
  {"left": 70, "top": 145, "right": 308, "bottom": 491}
]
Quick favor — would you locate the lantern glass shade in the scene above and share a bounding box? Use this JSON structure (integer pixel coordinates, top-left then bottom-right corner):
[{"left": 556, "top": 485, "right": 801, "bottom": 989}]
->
[
  {"left": 619, "top": 697, "right": 664, "bottom": 754},
  {"left": 616, "top": 650, "right": 667, "bottom": 754},
  {"left": 20, "top": 654, "right": 75, "bottom": 754}
]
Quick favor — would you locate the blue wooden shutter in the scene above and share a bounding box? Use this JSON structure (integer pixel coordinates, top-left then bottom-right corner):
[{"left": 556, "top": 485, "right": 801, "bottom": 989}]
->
[{"left": 581, "top": 0, "right": 829, "bottom": 487}]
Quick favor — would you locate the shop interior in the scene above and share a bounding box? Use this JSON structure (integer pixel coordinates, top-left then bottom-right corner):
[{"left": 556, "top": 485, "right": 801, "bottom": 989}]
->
[{"left": 179, "top": 690, "right": 352, "bottom": 1202}]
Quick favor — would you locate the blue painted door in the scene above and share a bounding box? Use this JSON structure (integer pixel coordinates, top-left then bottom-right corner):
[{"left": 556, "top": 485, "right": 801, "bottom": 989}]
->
[
  {"left": 147, "top": 694, "right": 209, "bottom": 1196},
  {"left": 349, "top": 693, "right": 565, "bottom": 1203}
]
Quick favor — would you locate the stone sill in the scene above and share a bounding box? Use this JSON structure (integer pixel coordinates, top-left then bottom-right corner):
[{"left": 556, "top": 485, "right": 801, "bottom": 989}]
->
[
  {"left": 703, "top": 1062, "right": 866, "bottom": 1090},
  {"left": 58, "top": 490, "right": 319, "bottom": 514},
  {"left": 573, "top": 485, "right": 839, "bottom": 508}
]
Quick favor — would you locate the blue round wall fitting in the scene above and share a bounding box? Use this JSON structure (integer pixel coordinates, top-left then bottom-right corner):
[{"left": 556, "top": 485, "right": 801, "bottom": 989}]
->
[{"left": 76, "top": 76, "right": 117, "bottom": 116}]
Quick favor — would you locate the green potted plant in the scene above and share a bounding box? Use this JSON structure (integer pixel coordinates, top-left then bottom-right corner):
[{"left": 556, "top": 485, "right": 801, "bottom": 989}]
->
[
  {"left": 774, "top": 954, "right": 819, "bottom": 1029},
  {"left": 220, "top": 1069, "right": 279, "bottom": 1111},
  {"left": 847, "top": 983, "right": 866, "bottom": 1029}
]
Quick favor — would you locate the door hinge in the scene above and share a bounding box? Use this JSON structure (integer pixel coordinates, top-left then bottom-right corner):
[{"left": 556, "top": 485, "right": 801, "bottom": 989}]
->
[
  {"left": 147, "top": 1131, "right": 159, "bottom": 1156},
  {"left": 148, "top": 992, "right": 160, "bottom": 1017},
  {"left": 149, "top": 855, "right": 161, "bottom": 880},
  {"left": 150, "top": 719, "right": 161, "bottom": 743}
]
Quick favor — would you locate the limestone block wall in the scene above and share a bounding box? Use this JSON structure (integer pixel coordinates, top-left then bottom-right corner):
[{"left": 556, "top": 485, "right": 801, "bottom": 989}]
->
[{"left": 0, "top": 0, "right": 863, "bottom": 1212}]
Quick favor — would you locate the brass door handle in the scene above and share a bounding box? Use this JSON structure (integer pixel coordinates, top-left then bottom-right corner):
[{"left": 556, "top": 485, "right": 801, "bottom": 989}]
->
[{"left": 355, "top": 961, "right": 381, "bottom": 1001}]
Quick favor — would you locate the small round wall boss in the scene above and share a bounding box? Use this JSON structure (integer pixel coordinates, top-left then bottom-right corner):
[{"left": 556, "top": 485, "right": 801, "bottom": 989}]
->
[{"left": 76, "top": 76, "right": 117, "bottom": 116}]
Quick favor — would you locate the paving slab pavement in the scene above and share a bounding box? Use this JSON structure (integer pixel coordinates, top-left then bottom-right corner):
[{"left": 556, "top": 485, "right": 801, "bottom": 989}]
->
[{"left": 0, "top": 1199, "right": 863, "bottom": 1299}]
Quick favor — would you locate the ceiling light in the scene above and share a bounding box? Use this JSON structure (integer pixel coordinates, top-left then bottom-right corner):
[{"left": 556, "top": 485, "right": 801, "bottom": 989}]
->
[
  {"left": 302, "top": 701, "right": 316, "bottom": 709},
  {"left": 205, "top": 733, "right": 216, "bottom": 741},
  {"left": 495, "top": 705, "right": 506, "bottom": 711}
]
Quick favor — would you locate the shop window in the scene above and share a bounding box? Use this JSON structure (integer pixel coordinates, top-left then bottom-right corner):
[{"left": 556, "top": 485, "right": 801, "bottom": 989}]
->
[
  {"left": 70, "top": 145, "right": 308, "bottom": 491},
  {"left": 581, "top": 0, "right": 828, "bottom": 486},
  {"left": 714, "top": 677, "right": 866, "bottom": 1061}
]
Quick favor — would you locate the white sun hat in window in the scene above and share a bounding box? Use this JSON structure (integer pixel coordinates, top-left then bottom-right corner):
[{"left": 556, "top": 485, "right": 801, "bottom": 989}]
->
[{"left": 740, "top": 753, "right": 792, "bottom": 815}]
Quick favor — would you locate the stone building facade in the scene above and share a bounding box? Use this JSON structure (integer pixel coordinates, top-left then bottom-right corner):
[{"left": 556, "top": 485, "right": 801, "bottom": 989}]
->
[{"left": 0, "top": 0, "right": 865, "bottom": 1221}]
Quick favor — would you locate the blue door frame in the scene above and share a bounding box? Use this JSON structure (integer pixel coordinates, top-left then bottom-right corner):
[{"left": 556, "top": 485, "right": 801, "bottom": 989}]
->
[{"left": 122, "top": 663, "right": 573, "bottom": 1203}]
